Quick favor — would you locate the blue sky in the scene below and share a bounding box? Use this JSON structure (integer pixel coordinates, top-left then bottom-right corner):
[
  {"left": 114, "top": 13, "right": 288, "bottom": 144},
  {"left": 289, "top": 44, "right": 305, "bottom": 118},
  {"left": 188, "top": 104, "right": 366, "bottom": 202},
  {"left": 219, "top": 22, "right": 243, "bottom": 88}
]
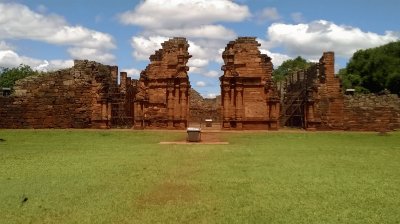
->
[{"left": 1, "top": 0, "right": 399, "bottom": 97}]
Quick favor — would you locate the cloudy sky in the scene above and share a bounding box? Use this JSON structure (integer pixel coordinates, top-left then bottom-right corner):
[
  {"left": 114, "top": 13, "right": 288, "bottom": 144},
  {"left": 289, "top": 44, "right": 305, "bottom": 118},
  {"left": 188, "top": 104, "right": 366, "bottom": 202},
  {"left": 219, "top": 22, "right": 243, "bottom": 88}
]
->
[{"left": 0, "top": 0, "right": 399, "bottom": 98}]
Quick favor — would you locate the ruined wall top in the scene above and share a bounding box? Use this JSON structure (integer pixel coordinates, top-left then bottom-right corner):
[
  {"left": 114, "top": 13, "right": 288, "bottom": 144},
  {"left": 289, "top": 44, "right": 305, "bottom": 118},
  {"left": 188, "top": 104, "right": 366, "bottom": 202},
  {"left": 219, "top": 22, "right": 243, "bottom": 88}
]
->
[
  {"left": 144, "top": 37, "right": 191, "bottom": 79},
  {"left": 221, "top": 37, "right": 273, "bottom": 78}
]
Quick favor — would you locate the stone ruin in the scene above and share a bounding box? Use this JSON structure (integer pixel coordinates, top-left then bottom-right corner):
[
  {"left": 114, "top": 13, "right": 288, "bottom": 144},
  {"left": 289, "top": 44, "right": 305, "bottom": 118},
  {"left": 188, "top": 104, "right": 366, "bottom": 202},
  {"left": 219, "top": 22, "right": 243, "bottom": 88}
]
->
[
  {"left": 189, "top": 88, "right": 221, "bottom": 123},
  {"left": 0, "top": 36, "right": 399, "bottom": 131},
  {"left": 132, "top": 37, "right": 191, "bottom": 129},
  {"left": 280, "top": 52, "right": 400, "bottom": 131},
  {"left": 220, "top": 37, "right": 280, "bottom": 130},
  {"left": 0, "top": 60, "right": 119, "bottom": 128}
]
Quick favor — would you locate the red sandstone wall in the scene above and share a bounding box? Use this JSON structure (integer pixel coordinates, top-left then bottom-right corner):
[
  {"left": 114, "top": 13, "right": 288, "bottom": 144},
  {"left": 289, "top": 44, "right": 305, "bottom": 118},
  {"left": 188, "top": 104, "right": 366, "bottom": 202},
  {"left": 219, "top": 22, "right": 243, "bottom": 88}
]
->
[
  {"left": 313, "top": 52, "right": 345, "bottom": 130},
  {"left": 0, "top": 60, "right": 118, "bottom": 128},
  {"left": 189, "top": 88, "right": 221, "bottom": 123},
  {"left": 133, "top": 37, "right": 191, "bottom": 129},
  {"left": 343, "top": 94, "right": 400, "bottom": 131},
  {"left": 220, "top": 37, "right": 279, "bottom": 130}
]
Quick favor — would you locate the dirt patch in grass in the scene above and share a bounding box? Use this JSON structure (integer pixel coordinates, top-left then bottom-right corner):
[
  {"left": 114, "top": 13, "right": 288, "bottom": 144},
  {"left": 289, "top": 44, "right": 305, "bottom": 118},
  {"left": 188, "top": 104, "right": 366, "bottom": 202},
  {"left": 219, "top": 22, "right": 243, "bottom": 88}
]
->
[
  {"left": 137, "top": 182, "right": 196, "bottom": 206},
  {"left": 201, "top": 132, "right": 224, "bottom": 142}
]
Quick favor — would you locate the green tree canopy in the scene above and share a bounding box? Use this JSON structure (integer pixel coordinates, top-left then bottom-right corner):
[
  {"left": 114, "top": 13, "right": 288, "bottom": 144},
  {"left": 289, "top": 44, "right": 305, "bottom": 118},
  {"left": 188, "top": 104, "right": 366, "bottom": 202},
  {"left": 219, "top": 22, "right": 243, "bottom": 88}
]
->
[
  {"left": 339, "top": 41, "right": 400, "bottom": 94},
  {"left": 0, "top": 64, "right": 40, "bottom": 89},
  {"left": 273, "top": 56, "right": 314, "bottom": 81}
]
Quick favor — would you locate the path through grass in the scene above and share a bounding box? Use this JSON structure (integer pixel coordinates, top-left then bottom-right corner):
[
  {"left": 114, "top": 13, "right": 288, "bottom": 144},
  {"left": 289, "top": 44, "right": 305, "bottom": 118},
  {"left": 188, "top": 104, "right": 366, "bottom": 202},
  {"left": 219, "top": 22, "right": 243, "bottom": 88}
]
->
[{"left": 0, "top": 130, "right": 399, "bottom": 223}]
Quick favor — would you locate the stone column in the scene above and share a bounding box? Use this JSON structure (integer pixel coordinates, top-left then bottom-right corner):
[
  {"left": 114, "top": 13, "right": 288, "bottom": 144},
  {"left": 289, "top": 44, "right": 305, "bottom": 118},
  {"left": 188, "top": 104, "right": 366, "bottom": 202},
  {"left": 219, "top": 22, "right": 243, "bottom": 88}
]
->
[
  {"left": 269, "top": 101, "right": 278, "bottom": 130},
  {"left": 180, "top": 86, "right": 187, "bottom": 121},
  {"left": 111, "top": 66, "right": 118, "bottom": 85},
  {"left": 174, "top": 84, "right": 181, "bottom": 120},
  {"left": 167, "top": 86, "right": 174, "bottom": 127},
  {"left": 306, "top": 102, "right": 316, "bottom": 130},
  {"left": 236, "top": 85, "right": 243, "bottom": 129},
  {"left": 230, "top": 86, "right": 236, "bottom": 119},
  {"left": 222, "top": 85, "right": 231, "bottom": 128},
  {"left": 120, "top": 72, "right": 127, "bottom": 93}
]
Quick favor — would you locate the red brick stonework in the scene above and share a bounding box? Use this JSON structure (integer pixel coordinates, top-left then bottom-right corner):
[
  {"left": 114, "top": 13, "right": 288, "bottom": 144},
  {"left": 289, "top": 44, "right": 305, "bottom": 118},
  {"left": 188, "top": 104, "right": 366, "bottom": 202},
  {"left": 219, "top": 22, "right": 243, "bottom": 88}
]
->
[
  {"left": 220, "top": 37, "right": 280, "bottom": 130},
  {"left": 281, "top": 52, "right": 400, "bottom": 131},
  {"left": 133, "top": 37, "right": 191, "bottom": 129},
  {"left": 281, "top": 52, "right": 344, "bottom": 130},
  {"left": 0, "top": 60, "right": 119, "bottom": 128}
]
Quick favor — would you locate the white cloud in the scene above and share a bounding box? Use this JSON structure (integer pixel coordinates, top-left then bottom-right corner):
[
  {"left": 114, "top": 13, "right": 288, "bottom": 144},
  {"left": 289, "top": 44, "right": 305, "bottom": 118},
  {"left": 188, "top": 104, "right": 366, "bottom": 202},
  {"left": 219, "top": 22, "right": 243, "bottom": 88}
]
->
[
  {"left": 121, "top": 68, "right": 141, "bottom": 78},
  {"left": 118, "top": 0, "right": 250, "bottom": 29},
  {"left": 0, "top": 3, "right": 115, "bottom": 63},
  {"left": 255, "top": 7, "right": 281, "bottom": 22},
  {"left": 143, "top": 25, "right": 236, "bottom": 40},
  {"left": 266, "top": 20, "right": 399, "bottom": 59},
  {"left": 259, "top": 49, "right": 292, "bottom": 67},
  {"left": 291, "top": 12, "right": 305, "bottom": 24},
  {"left": 203, "top": 93, "right": 218, "bottom": 98},
  {"left": 0, "top": 50, "right": 73, "bottom": 71},
  {"left": 0, "top": 40, "right": 14, "bottom": 50},
  {"left": 67, "top": 47, "right": 115, "bottom": 64},
  {"left": 204, "top": 70, "right": 220, "bottom": 78},
  {"left": 196, "top": 81, "right": 207, "bottom": 87},
  {"left": 188, "top": 58, "right": 209, "bottom": 68},
  {"left": 130, "top": 36, "right": 168, "bottom": 60},
  {"left": 131, "top": 36, "right": 223, "bottom": 75},
  {"left": 121, "top": 0, "right": 249, "bottom": 80}
]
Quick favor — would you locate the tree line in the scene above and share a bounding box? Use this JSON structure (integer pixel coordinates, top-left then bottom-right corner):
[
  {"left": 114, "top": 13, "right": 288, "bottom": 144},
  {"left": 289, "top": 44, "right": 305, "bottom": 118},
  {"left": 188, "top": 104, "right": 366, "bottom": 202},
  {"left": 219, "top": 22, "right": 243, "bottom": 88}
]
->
[{"left": 272, "top": 41, "right": 400, "bottom": 95}]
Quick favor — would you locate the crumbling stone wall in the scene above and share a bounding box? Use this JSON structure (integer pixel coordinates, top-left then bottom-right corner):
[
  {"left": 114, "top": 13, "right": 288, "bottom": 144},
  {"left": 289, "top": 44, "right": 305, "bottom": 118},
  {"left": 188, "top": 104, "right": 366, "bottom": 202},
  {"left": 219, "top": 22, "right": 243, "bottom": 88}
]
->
[
  {"left": 133, "top": 37, "right": 191, "bottom": 129},
  {"left": 282, "top": 52, "right": 400, "bottom": 131},
  {"left": 281, "top": 52, "right": 344, "bottom": 130},
  {"left": 189, "top": 88, "right": 221, "bottom": 123},
  {"left": 307, "top": 52, "right": 344, "bottom": 130},
  {"left": 220, "top": 37, "right": 279, "bottom": 130},
  {"left": 0, "top": 60, "right": 119, "bottom": 128},
  {"left": 343, "top": 94, "right": 400, "bottom": 131}
]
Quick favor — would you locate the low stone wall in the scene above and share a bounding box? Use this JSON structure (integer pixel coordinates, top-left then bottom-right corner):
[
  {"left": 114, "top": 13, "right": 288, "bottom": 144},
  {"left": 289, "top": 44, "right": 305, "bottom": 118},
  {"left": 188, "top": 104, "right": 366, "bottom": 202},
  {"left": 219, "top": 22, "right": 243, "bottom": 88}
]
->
[
  {"left": 189, "top": 88, "right": 221, "bottom": 123},
  {"left": 343, "top": 94, "right": 400, "bottom": 131},
  {"left": 0, "top": 60, "right": 118, "bottom": 128}
]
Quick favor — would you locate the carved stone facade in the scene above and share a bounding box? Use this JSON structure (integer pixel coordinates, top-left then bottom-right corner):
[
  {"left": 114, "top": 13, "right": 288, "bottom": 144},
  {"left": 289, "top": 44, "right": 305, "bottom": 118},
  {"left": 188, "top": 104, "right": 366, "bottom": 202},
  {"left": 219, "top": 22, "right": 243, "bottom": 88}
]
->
[
  {"left": 1, "top": 37, "right": 398, "bottom": 131},
  {"left": 220, "top": 37, "right": 280, "bottom": 130},
  {"left": 133, "top": 37, "right": 191, "bottom": 129}
]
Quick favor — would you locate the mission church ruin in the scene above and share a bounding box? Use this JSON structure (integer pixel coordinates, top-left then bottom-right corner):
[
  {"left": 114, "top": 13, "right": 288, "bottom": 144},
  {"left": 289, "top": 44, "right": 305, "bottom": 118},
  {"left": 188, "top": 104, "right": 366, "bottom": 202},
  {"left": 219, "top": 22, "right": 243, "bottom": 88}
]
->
[{"left": 0, "top": 37, "right": 399, "bottom": 131}]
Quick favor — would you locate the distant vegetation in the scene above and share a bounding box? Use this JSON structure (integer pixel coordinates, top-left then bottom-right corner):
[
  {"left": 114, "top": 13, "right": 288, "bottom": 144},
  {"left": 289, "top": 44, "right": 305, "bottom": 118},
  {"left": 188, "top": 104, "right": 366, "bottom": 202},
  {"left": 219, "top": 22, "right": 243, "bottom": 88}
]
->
[
  {"left": 272, "top": 56, "right": 314, "bottom": 81},
  {"left": 339, "top": 41, "right": 400, "bottom": 94},
  {"left": 0, "top": 64, "right": 40, "bottom": 89}
]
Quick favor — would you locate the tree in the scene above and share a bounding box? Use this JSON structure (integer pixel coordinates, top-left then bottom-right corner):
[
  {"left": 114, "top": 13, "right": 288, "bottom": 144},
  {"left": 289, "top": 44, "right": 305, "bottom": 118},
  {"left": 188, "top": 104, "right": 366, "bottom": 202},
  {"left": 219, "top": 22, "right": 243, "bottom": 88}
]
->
[
  {"left": 0, "top": 64, "right": 40, "bottom": 89},
  {"left": 340, "top": 41, "right": 400, "bottom": 95},
  {"left": 273, "top": 56, "right": 314, "bottom": 81}
]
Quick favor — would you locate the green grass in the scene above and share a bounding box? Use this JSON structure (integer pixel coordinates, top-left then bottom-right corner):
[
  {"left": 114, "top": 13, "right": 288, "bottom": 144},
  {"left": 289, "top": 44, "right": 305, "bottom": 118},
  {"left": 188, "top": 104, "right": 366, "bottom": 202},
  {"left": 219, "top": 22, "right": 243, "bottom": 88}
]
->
[{"left": 0, "top": 130, "right": 399, "bottom": 224}]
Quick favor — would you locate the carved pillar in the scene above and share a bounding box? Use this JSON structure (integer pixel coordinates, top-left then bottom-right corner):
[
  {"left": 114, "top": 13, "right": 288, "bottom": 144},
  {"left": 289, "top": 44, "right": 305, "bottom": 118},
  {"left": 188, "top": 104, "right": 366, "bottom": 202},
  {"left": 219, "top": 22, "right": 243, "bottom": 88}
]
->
[
  {"left": 111, "top": 66, "right": 118, "bottom": 85},
  {"left": 230, "top": 85, "right": 235, "bottom": 119},
  {"left": 167, "top": 86, "right": 174, "bottom": 127},
  {"left": 120, "top": 72, "right": 127, "bottom": 93},
  {"left": 306, "top": 102, "right": 316, "bottom": 130},
  {"left": 236, "top": 85, "right": 243, "bottom": 129},
  {"left": 269, "top": 102, "right": 278, "bottom": 130},
  {"left": 101, "top": 101, "right": 107, "bottom": 121},
  {"left": 180, "top": 85, "right": 187, "bottom": 121},
  {"left": 174, "top": 84, "right": 181, "bottom": 120},
  {"left": 222, "top": 85, "right": 231, "bottom": 128}
]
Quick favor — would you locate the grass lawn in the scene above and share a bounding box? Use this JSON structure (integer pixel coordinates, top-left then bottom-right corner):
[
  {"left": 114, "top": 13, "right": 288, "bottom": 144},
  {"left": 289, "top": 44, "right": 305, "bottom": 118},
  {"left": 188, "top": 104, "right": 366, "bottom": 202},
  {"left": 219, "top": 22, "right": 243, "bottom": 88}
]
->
[{"left": 0, "top": 130, "right": 399, "bottom": 224}]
